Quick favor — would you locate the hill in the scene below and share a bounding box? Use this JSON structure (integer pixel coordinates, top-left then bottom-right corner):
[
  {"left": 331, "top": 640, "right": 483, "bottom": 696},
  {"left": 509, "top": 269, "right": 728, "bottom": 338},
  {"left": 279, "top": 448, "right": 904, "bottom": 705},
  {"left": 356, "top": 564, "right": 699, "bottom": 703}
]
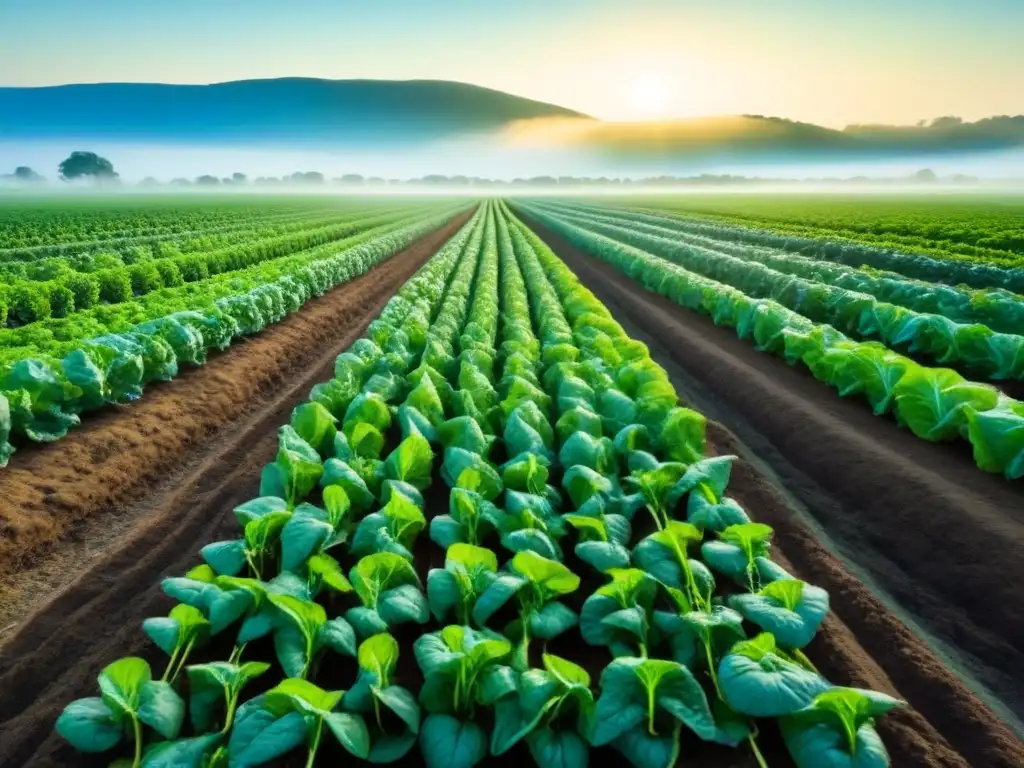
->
[{"left": 0, "top": 78, "right": 590, "bottom": 146}]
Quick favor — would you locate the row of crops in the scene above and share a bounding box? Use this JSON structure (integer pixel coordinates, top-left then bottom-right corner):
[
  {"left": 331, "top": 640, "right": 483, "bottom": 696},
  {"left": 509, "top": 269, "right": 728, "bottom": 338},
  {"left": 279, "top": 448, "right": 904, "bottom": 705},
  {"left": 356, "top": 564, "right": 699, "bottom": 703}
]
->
[
  {"left": 514, "top": 200, "right": 1024, "bottom": 480},
  {"left": 55, "top": 201, "right": 901, "bottom": 768},
  {"left": 0, "top": 201, "right": 471, "bottom": 467},
  {"left": 610, "top": 195, "right": 1024, "bottom": 271}
]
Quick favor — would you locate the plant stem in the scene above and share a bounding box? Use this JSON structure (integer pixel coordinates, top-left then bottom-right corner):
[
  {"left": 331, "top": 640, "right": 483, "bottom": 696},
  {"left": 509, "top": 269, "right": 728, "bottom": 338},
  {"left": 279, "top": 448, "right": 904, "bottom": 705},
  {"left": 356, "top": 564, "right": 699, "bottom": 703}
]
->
[
  {"left": 703, "top": 640, "right": 723, "bottom": 700},
  {"left": 305, "top": 720, "right": 323, "bottom": 768},
  {"left": 131, "top": 715, "right": 143, "bottom": 768},
  {"left": 160, "top": 646, "right": 181, "bottom": 683},
  {"left": 793, "top": 648, "right": 820, "bottom": 675},
  {"left": 169, "top": 636, "right": 197, "bottom": 684},
  {"left": 374, "top": 697, "right": 385, "bottom": 732},
  {"left": 748, "top": 731, "right": 770, "bottom": 768},
  {"left": 229, "top": 643, "right": 248, "bottom": 664},
  {"left": 221, "top": 690, "right": 238, "bottom": 734},
  {"left": 647, "top": 685, "right": 657, "bottom": 736}
]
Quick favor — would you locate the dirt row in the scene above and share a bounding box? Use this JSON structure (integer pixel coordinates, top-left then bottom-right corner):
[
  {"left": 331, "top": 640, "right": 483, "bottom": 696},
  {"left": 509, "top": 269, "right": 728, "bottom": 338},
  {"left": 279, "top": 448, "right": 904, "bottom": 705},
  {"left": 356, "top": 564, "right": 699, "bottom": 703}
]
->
[{"left": 525, "top": 220, "right": 1024, "bottom": 767}]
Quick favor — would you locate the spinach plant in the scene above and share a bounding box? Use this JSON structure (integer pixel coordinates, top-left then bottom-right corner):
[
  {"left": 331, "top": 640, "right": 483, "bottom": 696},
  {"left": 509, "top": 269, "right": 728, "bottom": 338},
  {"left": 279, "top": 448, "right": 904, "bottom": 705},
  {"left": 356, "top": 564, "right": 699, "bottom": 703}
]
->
[
  {"left": 579, "top": 568, "right": 659, "bottom": 657},
  {"left": 633, "top": 520, "right": 714, "bottom": 612},
  {"left": 142, "top": 603, "right": 210, "bottom": 684},
  {"left": 780, "top": 688, "right": 903, "bottom": 768},
  {"left": 346, "top": 552, "right": 429, "bottom": 639},
  {"left": 591, "top": 657, "right": 723, "bottom": 768},
  {"left": 702, "top": 523, "right": 776, "bottom": 593},
  {"left": 472, "top": 550, "right": 581, "bottom": 668},
  {"left": 350, "top": 488, "right": 426, "bottom": 559},
  {"left": 56, "top": 657, "right": 184, "bottom": 768},
  {"left": 426, "top": 543, "right": 500, "bottom": 624},
  {"left": 343, "top": 633, "right": 423, "bottom": 763},
  {"left": 729, "top": 578, "right": 830, "bottom": 651},
  {"left": 429, "top": 481, "right": 503, "bottom": 549},
  {"left": 413, "top": 625, "right": 518, "bottom": 768},
  {"left": 228, "top": 679, "right": 370, "bottom": 768},
  {"left": 491, "top": 653, "right": 594, "bottom": 768},
  {"left": 186, "top": 660, "right": 270, "bottom": 734},
  {"left": 269, "top": 594, "right": 357, "bottom": 678}
]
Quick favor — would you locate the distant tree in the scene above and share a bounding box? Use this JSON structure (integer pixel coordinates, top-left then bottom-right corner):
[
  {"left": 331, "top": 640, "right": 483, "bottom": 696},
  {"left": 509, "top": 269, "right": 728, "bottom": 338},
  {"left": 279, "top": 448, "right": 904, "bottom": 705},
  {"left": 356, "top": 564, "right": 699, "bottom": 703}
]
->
[
  {"left": 366, "top": 177, "right": 386, "bottom": 186},
  {"left": 138, "top": 177, "right": 161, "bottom": 187},
  {"left": 14, "top": 166, "right": 44, "bottom": 182},
  {"left": 929, "top": 116, "right": 963, "bottom": 129},
  {"left": 911, "top": 168, "right": 938, "bottom": 182},
  {"left": 170, "top": 177, "right": 192, "bottom": 186},
  {"left": 58, "top": 151, "right": 118, "bottom": 182},
  {"left": 195, "top": 175, "right": 220, "bottom": 186},
  {"left": 339, "top": 173, "right": 364, "bottom": 184},
  {"left": 231, "top": 172, "right": 248, "bottom": 184}
]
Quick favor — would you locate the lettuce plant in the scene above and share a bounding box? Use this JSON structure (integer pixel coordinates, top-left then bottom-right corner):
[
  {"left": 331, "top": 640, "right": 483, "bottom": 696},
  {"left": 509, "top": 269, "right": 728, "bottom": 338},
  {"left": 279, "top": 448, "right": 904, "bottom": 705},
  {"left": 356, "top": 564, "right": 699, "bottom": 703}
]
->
[
  {"left": 228, "top": 679, "right": 370, "bottom": 767},
  {"left": 491, "top": 653, "right": 594, "bottom": 768},
  {"left": 343, "top": 633, "right": 422, "bottom": 762},
  {"left": 382, "top": 433, "right": 435, "bottom": 491},
  {"left": 289, "top": 401, "right": 338, "bottom": 459},
  {"left": 590, "top": 657, "right": 722, "bottom": 768},
  {"left": 56, "top": 657, "right": 184, "bottom": 767},
  {"left": 269, "top": 594, "right": 357, "bottom": 678},
  {"left": 426, "top": 543, "right": 500, "bottom": 624},
  {"left": 579, "top": 568, "right": 659, "bottom": 657},
  {"left": 472, "top": 550, "right": 581, "bottom": 668},
  {"left": 345, "top": 552, "right": 429, "bottom": 639},
  {"left": 414, "top": 625, "right": 518, "bottom": 768},
  {"left": 780, "top": 688, "right": 903, "bottom": 768}
]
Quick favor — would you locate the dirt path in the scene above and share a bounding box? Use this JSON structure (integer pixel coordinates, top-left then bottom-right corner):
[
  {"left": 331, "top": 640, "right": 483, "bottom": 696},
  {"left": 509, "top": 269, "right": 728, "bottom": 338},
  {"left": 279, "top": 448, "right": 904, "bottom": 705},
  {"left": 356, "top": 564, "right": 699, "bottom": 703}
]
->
[
  {"left": 0, "top": 211, "right": 472, "bottom": 622},
  {"left": 526, "top": 219, "right": 1024, "bottom": 768}
]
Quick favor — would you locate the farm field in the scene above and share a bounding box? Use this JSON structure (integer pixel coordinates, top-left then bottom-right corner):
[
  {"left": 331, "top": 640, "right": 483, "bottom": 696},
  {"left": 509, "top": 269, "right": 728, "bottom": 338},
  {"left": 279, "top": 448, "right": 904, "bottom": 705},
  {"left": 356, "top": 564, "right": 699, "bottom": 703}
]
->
[{"left": 0, "top": 196, "right": 1021, "bottom": 768}]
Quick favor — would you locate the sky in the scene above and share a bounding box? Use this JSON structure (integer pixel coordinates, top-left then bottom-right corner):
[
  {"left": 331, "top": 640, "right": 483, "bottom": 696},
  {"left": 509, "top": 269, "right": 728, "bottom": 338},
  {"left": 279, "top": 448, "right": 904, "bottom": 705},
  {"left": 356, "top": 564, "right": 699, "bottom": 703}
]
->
[{"left": 1, "top": 0, "right": 1021, "bottom": 128}]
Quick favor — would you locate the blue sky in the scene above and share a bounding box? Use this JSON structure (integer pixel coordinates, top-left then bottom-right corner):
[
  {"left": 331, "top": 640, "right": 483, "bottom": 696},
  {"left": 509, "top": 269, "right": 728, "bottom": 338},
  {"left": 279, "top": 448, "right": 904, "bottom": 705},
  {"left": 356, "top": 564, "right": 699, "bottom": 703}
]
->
[{"left": 1, "top": 0, "right": 1021, "bottom": 126}]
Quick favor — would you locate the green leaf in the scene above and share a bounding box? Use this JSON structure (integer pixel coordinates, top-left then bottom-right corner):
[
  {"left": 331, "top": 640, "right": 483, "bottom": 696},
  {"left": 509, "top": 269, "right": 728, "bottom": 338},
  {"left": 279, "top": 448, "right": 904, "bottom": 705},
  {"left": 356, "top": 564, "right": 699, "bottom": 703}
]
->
[
  {"left": 612, "top": 721, "right": 682, "bottom": 768},
  {"left": 98, "top": 656, "right": 150, "bottom": 716},
  {"left": 893, "top": 365, "right": 999, "bottom": 441},
  {"left": 374, "top": 685, "right": 422, "bottom": 735},
  {"left": 200, "top": 539, "right": 248, "bottom": 577},
  {"left": 472, "top": 572, "right": 528, "bottom": 626},
  {"left": 562, "top": 465, "right": 612, "bottom": 509},
  {"left": 384, "top": 433, "right": 435, "bottom": 490},
  {"left": 719, "top": 634, "right": 830, "bottom": 717},
  {"left": 358, "top": 633, "right": 400, "bottom": 687},
  {"left": 564, "top": 513, "right": 608, "bottom": 542},
  {"left": 290, "top": 401, "right": 338, "bottom": 458},
  {"left": 140, "top": 733, "right": 223, "bottom": 767},
  {"left": 280, "top": 510, "right": 333, "bottom": 572},
  {"left": 511, "top": 550, "right": 581, "bottom": 596},
  {"left": 351, "top": 552, "right": 420, "bottom": 608},
  {"left": 529, "top": 601, "right": 579, "bottom": 640},
  {"left": 789, "top": 687, "right": 903, "bottom": 758},
  {"left": 543, "top": 653, "right": 590, "bottom": 688},
  {"left": 264, "top": 678, "right": 344, "bottom": 716},
  {"left": 503, "top": 452, "right": 549, "bottom": 494},
  {"left": 419, "top": 714, "right": 488, "bottom": 768},
  {"left": 448, "top": 542, "right": 499, "bottom": 572},
  {"left": 660, "top": 407, "right": 706, "bottom": 464},
  {"left": 326, "top": 711, "right": 372, "bottom": 758},
  {"left": 782, "top": 718, "right": 892, "bottom": 768},
  {"left": 137, "top": 680, "right": 185, "bottom": 740},
  {"left": 228, "top": 700, "right": 307, "bottom": 766},
  {"left": 527, "top": 728, "right": 589, "bottom": 768},
  {"left": 55, "top": 697, "right": 124, "bottom": 753},
  {"left": 308, "top": 553, "right": 354, "bottom": 594}
]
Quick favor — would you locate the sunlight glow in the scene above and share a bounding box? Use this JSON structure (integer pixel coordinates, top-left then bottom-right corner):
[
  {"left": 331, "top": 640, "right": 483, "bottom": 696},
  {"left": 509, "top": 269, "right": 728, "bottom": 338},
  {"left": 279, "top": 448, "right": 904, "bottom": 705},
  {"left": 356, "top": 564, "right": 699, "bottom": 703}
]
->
[{"left": 624, "top": 72, "right": 674, "bottom": 120}]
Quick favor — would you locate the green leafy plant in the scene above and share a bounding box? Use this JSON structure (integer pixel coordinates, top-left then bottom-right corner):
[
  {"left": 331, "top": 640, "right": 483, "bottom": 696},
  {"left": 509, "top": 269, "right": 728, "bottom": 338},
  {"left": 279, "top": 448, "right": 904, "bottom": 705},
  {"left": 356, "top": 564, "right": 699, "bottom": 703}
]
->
[
  {"left": 346, "top": 552, "right": 429, "bottom": 639},
  {"left": 703, "top": 522, "right": 775, "bottom": 592},
  {"left": 429, "top": 479, "right": 503, "bottom": 548},
  {"left": 426, "top": 543, "right": 500, "bottom": 625},
  {"left": 590, "top": 657, "right": 723, "bottom": 768},
  {"left": 228, "top": 679, "right": 370, "bottom": 767},
  {"left": 472, "top": 550, "right": 581, "bottom": 668},
  {"left": 729, "top": 578, "right": 830, "bottom": 650},
  {"left": 186, "top": 661, "right": 271, "bottom": 734},
  {"left": 142, "top": 603, "right": 211, "bottom": 684},
  {"left": 350, "top": 488, "right": 427, "bottom": 559},
  {"left": 343, "top": 633, "right": 423, "bottom": 762},
  {"left": 718, "top": 633, "right": 829, "bottom": 718},
  {"left": 579, "top": 568, "right": 659, "bottom": 657},
  {"left": 491, "top": 653, "right": 594, "bottom": 768},
  {"left": 269, "top": 594, "right": 357, "bottom": 678},
  {"left": 56, "top": 657, "right": 184, "bottom": 767},
  {"left": 414, "top": 625, "right": 518, "bottom": 768},
  {"left": 780, "top": 688, "right": 904, "bottom": 768}
]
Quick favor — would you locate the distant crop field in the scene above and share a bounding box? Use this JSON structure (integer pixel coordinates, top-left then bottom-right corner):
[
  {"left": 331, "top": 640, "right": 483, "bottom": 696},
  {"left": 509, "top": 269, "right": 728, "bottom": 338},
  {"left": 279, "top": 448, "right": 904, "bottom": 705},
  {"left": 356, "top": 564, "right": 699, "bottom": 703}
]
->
[{"left": 600, "top": 193, "right": 1024, "bottom": 268}]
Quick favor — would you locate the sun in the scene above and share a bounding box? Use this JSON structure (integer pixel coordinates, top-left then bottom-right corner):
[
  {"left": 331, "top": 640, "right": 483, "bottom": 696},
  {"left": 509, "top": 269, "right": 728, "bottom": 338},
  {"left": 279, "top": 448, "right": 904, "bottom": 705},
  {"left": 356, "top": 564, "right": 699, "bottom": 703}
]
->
[{"left": 625, "top": 72, "right": 674, "bottom": 120}]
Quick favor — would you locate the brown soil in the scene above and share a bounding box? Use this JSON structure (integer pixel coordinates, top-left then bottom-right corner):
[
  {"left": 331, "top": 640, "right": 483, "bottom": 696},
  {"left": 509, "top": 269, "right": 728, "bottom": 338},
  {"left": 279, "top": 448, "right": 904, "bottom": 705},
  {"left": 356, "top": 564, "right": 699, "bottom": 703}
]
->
[{"left": 525, "top": 218, "right": 1024, "bottom": 768}]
